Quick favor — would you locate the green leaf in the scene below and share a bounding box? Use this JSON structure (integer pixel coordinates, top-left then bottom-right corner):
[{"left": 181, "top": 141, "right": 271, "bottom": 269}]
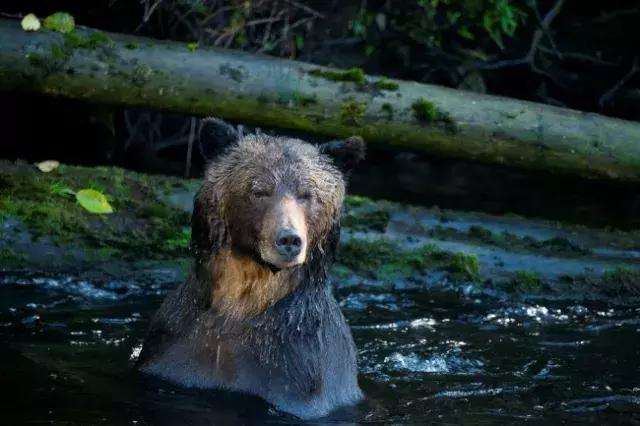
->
[
  {"left": 21, "top": 13, "right": 41, "bottom": 32},
  {"left": 75, "top": 189, "right": 113, "bottom": 214},
  {"left": 457, "top": 26, "right": 475, "bottom": 40},
  {"left": 186, "top": 42, "right": 198, "bottom": 52},
  {"left": 35, "top": 160, "right": 59, "bottom": 173},
  {"left": 50, "top": 183, "right": 75, "bottom": 196},
  {"left": 43, "top": 12, "right": 75, "bottom": 34}
]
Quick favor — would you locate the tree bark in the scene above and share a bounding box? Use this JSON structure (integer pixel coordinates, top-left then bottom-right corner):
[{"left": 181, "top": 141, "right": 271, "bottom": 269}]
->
[{"left": 1, "top": 19, "right": 640, "bottom": 181}]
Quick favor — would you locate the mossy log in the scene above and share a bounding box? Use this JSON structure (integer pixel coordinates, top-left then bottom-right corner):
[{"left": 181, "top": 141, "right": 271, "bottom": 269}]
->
[{"left": 1, "top": 19, "right": 640, "bottom": 181}]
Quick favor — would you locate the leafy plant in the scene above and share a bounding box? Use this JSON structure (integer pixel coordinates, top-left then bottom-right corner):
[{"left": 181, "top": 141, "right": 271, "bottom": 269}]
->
[
  {"left": 482, "top": 0, "right": 525, "bottom": 49},
  {"left": 75, "top": 189, "right": 114, "bottom": 214},
  {"left": 186, "top": 41, "right": 199, "bottom": 52},
  {"left": 43, "top": 12, "right": 75, "bottom": 34},
  {"left": 21, "top": 13, "right": 41, "bottom": 32}
]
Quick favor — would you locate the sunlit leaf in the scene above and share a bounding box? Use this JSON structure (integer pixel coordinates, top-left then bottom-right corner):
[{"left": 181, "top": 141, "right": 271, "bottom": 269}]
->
[
  {"left": 43, "top": 12, "right": 75, "bottom": 34},
  {"left": 186, "top": 42, "right": 198, "bottom": 52},
  {"left": 21, "top": 14, "right": 41, "bottom": 32},
  {"left": 35, "top": 160, "right": 60, "bottom": 173},
  {"left": 76, "top": 189, "right": 113, "bottom": 214}
]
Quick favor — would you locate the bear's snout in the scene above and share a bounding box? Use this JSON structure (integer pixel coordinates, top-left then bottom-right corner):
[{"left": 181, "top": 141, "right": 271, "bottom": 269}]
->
[
  {"left": 275, "top": 228, "right": 303, "bottom": 259},
  {"left": 258, "top": 195, "right": 308, "bottom": 269}
]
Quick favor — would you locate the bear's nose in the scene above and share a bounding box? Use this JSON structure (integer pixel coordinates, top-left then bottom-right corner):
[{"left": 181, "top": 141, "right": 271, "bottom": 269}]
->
[{"left": 275, "top": 228, "right": 302, "bottom": 258}]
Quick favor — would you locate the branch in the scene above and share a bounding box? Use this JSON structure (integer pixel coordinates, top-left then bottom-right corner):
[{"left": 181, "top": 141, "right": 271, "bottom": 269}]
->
[{"left": 599, "top": 58, "right": 640, "bottom": 108}]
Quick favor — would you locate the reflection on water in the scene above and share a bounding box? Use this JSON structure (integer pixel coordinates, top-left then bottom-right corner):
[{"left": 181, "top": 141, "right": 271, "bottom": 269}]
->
[{"left": 0, "top": 272, "right": 639, "bottom": 424}]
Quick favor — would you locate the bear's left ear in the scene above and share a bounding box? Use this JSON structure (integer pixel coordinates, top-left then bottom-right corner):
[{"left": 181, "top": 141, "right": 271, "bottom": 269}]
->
[
  {"left": 319, "top": 136, "right": 366, "bottom": 174},
  {"left": 199, "top": 117, "right": 241, "bottom": 160}
]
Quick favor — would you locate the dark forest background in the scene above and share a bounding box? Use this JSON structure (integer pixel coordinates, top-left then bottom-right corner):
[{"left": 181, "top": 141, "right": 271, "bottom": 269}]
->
[{"left": 2, "top": 1, "right": 640, "bottom": 225}]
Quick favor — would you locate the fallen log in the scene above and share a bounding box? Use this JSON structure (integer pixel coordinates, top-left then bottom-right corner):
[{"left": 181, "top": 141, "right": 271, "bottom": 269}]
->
[{"left": 1, "top": 18, "right": 640, "bottom": 181}]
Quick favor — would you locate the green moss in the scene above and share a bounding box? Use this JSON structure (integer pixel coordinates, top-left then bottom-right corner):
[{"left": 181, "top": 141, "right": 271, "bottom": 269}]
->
[
  {"left": 131, "top": 65, "right": 155, "bottom": 87},
  {"left": 336, "top": 238, "right": 481, "bottom": 283},
  {"left": 125, "top": 42, "right": 139, "bottom": 50},
  {"left": 603, "top": 266, "right": 639, "bottom": 281},
  {"left": 374, "top": 79, "right": 399, "bottom": 91},
  {"left": 342, "top": 209, "right": 390, "bottom": 233},
  {"left": 26, "top": 52, "right": 47, "bottom": 68},
  {"left": 309, "top": 67, "right": 366, "bottom": 84},
  {"left": 601, "top": 267, "right": 640, "bottom": 296},
  {"left": 40, "top": 30, "right": 114, "bottom": 73},
  {"left": 538, "top": 237, "right": 589, "bottom": 255},
  {"left": 381, "top": 103, "right": 394, "bottom": 119},
  {"left": 0, "top": 248, "right": 26, "bottom": 267},
  {"left": 62, "top": 31, "right": 112, "bottom": 50},
  {"left": 76, "top": 31, "right": 111, "bottom": 48},
  {"left": 468, "top": 225, "right": 494, "bottom": 242},
  {"left": 0, "top": 162, "right": 191, "bottom": 259},
  {"left": 50, "top": 42, "right": 72, "bottom": 62},
  {"left": 412, "top": 98, "right": 439, "bottom": 122},
  {"left": 426, "top": 225, "right": 591, "bottom": 257},
  {"left": 340, "top": 98, "right": 367, "bottom": 126},
  {"left": 331, "top": 264, "right": 353, "bottom": 279},
  {"left": 165, "top": 227, "right": 191, "bottom": 252},
  {"left": 292, "top": 92, "right": 318, "bottom": 107},
  {"left": 444, "top": 252, "right": 481, "bottom": 281},
  {"left": 186, "top": 42, "right": 199, "bottom": 52},
  {"left": 336, "top": 239, "right": 409, "bottom": 275},
  {"left": 43, "top": 12, "right": 75, "bottom": 33},
  {"left": 509, "top": 270, "right": 543, "bottom": 292},
  {"left": 345, "top": 195, "right": 373, "bottom": 208}
]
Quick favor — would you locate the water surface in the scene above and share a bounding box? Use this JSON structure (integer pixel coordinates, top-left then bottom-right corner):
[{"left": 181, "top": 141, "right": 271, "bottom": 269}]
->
[{"left": 1, "top": 271, "right": 638, "bottom": 424}]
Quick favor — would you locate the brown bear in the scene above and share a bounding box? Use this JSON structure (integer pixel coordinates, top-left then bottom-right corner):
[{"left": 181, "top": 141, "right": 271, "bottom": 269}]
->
[{"left": 136, "top": 118, "right": 366, "bottom": 419}]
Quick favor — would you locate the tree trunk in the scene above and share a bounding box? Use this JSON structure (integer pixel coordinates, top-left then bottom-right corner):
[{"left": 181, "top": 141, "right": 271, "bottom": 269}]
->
[{"left": 1, "top": 19, "right": 640, "bottom": 181}]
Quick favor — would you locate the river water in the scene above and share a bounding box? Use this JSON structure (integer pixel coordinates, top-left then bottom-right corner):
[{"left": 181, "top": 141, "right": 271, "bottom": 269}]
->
[{"left": 0, "top": 269, "right": 639, "bottom": 424}]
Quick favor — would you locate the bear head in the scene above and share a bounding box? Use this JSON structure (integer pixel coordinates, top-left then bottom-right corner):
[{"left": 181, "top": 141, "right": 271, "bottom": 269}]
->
[{"left": 192, "top": 118, "right": 365, "bottom": 272}]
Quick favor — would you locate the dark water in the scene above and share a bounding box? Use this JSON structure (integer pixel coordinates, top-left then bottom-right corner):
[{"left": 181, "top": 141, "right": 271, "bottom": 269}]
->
[{"left": 1, "top": 270, "right": 639, "bottom": 425}]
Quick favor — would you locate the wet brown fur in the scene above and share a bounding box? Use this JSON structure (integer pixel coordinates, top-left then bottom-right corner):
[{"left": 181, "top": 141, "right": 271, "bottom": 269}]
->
[
  {"left": 137, "top": 126, "right": 365, "bottom": 419},
  {"left": 210, "top": 249, "right": 298, "bottom": 319}
]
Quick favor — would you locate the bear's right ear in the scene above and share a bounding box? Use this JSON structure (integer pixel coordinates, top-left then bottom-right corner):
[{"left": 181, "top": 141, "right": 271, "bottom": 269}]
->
[
  {"left": 198, "top": 117, "right": 241, "bottom": 160},
  {"left": 319, "top": 136, "right": 366, "bottom": 174}
]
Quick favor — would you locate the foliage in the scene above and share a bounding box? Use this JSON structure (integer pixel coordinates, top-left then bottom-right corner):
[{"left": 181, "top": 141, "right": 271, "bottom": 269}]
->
[
  {"left": 342, "top": 209, "right": 390, "bottom": 232},
  {"left": 21, "top": 13, "right": 41, "bottom": 32},
  {"left": 374, "top": 79, "right": 399, "bottom": 91},
  {"left": 340, "top": 98, "right": 367, "bottom": 126},
  {"left": 345, "top": 0, "right": 530, "bottom": 87},
  {"left": 0, "top": 162, "right": 191, "bottom": 258},
  {"left": 412, "top": 98, "right": 439, "bottom": 122},
  {"left": 75, "top": 189, "right": 114, "bottom": 214},
  {"left": 336, "top": 238, "right": 481, "bottom": 282},
  {"left": 509, "top": 270, "right": 542, "bottom": 291},
  {"left": 186, "top": 42, "right": 199, "bottom": 52},
  {"left": 310, "top": 67, "right": 366, "bottom": 84},
  {"left": 43, "top": 12, "right": 75, "bottom": 34},
  {"left": 601, "top": 267, "right": 640, "bottom": 296},
  {"left": 360, "top": 0, "right": 527, "bottom": 50}
]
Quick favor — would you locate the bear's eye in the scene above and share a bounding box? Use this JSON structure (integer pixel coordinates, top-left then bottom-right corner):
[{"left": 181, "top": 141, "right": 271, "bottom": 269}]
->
[
  {"left": 251, "top": 188, "right": 271, "bottom": 198},
  {"left": 298, "top": 191, "right": 313, "bottom": 202}
]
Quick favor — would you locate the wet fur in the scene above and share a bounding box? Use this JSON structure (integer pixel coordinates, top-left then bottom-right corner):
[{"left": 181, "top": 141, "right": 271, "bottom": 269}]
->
[{"left": 136, "top": 131, "right": 364, "bottom": 418}]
